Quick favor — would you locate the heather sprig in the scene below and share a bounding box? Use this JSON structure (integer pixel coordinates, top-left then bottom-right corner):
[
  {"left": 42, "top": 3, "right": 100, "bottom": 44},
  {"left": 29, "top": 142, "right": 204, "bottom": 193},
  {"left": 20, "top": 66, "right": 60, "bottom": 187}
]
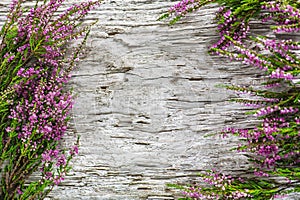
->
[
  {"left": 261, "top": 2, "right": 300, "bottom": 33},
  {"left": 0, "top": 0, "right": 101, "bottom": 199},
  {"left": 177, "top": 170, "right": 300, "bottom": 200},
  {"left": 158, "top": 0, "right": 216, "bottom": 24},
  {"left": 168, "top": 170, "right": 286, "bottom": 200},
  {"left": 159, "top": 0, "right": 261, "bottom": 48},
  {"left": 165, "top": 0, "right": 300, "bottom": 199}
]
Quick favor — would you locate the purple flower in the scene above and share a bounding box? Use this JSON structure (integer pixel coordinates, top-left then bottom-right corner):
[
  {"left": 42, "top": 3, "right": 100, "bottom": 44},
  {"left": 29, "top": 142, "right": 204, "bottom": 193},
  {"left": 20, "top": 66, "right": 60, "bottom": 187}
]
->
[
  {"left": 70, "top": 145, "right": 79, "bottom": 155},
  {"left": 56, "top": 154, "right": 66, "bottom": 167}
]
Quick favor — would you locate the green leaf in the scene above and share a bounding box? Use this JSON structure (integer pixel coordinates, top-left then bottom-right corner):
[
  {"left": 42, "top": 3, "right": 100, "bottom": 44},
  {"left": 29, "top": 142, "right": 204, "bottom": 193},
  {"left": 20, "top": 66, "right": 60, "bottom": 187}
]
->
[{"left": 158, "top": 13, "right": 170, "bottom": 21}]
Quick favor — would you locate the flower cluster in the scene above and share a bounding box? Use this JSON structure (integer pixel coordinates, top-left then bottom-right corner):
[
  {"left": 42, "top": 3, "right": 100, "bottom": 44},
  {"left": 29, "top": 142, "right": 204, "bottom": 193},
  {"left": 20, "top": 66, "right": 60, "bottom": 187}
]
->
[
  {"left": 169, "top": 0, "right": 197, "bottom": 16},
  {"left": 180, "top": 171, "right": 252, "bottom": 199},
  {"left": 158, "top": 0, "right": 215, "bottom": 24},
  {"left": 40, "top": 139, "right": 79, "bottom": 186},
  {"left": 0, "top": 0, "right": 100, "bottom": 199},
  {"left": 8, "top": 69, "right": 72, "bottom": 142},
  {"left": 211, "top": 7, "right": 250, "bottom": 50},
  {"left": 211, "top": 35, "right": 300, "bottom": 80},
  {"left": 261, "top": 2, "right": 300, "bottom": 33},
  {"left": 165, "top": 0, "right": 300, "bottom": 199}
]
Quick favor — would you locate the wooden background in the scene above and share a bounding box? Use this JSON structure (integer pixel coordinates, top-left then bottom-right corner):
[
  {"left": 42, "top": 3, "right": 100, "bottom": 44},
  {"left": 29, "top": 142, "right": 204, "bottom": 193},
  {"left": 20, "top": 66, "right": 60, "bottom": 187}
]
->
[{"left": 1, "top": 0, "right": 297, "bottom": 199}]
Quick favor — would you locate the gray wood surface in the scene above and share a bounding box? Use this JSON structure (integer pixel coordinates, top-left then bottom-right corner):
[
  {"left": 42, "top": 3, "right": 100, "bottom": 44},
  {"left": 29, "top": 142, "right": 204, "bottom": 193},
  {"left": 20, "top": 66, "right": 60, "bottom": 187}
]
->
[{"left": 1, "top": 0, "right": 291, "bottom": 199}]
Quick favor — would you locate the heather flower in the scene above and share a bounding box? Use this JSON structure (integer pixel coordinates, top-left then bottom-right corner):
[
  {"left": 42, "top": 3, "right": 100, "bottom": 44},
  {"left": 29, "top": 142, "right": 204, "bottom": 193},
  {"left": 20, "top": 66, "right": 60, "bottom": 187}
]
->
[
  {"left": 261, "top": 2, "right": 300, "bottom": 33},
  {"left": 165, "top": 0, "right": 300, "bottom": 199},
  {"left": 70, "top": 145, "right": 79, "bottom": 155},
  {"left": 178, "top": 170, "right": 252, "bottom": 199},
  {"left": 254, "top": 105, "right": 279, "bottom": 117},
  {"left": 211, "top": 7, "right": 250, "bottom": 50},
  {"left": 169, "top": 0, "right": 196, "bottom": 16},
  {"left": 0, "top": 0, "right": 100, "bottom": 198}
]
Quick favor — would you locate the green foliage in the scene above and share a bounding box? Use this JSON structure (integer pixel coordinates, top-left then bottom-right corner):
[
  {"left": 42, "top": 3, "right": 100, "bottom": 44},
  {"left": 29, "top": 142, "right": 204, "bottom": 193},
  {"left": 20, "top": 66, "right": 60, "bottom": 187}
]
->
[
  {"left": 0, "top": 0, "right": 100, "bottom": 199},
  {"left": 164, "top": 0, "right": 300, "bottom": 199}
]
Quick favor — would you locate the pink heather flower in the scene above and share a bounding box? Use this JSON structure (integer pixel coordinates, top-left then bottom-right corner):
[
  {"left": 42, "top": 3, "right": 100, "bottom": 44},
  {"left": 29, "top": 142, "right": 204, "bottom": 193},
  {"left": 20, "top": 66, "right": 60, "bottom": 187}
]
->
[
  {"left": 56, "top": 154, "right": 66, "bottom": 167},
  {"left": 182, "top": 171, "right": 252, "bottom": 199},
  {"left": 262, "top": 2, "right": 300, "bottom": 33},
  {"left": 17, "top": 186, "right": 23, "bottom": 195},
  {"left": 42, "top": 152, "right": 51, "bottom": 162},
  {"left": 70, "top": 145, "right": 79, "bottom": 155},
  {"left": 254, "top": 170, "right": 269, "bottom": 177},
  {"left": 270, "top": 68, "right": 293, "bottom": 80},
  {"left": 1, "top": 0, "right": 100, "bottom": 194},
  {"left": 274, "top": 194, "right": 288, "bottom": 199},
  {"left": 16, "top": 68, "right": 25, "bottom": 76},
  {"left": 279, "top": 107, "right": 298, "bottom": 114},
  {"left": 54, "top": 173, "right": 65, "bottom": 185},
  {"left": 50, "top": 149, "right": 59, "bottom": 157},
  {"left": 53, "top": 177, "right": 62, "bottom": 185},
  {"left": 9, "top": 0, "right": 19, "bottom": 11},
  {"left": 5, "top": 127, "right": 12, "bottom": 132},
  {"left": 254, "top": 106, "right": 279, "bottom": 117},
  {"left": 44, "top": 171, "right": 53, "bottom": 180},
  {"left": 7, "top": 55, "right": 15, "bottom": 63},
  {"left": 4, "top": 52, "right": 9, "bottom": 58},
  {"left": 169, "top": 0, "right": 196, "bottom": 16}
]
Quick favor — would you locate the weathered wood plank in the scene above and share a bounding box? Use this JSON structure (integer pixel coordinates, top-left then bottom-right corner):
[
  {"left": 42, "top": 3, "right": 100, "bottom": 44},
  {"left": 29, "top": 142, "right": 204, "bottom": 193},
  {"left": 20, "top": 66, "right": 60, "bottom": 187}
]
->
[{"left": 0, "top": 0, "right": 282, "bottom": 199}]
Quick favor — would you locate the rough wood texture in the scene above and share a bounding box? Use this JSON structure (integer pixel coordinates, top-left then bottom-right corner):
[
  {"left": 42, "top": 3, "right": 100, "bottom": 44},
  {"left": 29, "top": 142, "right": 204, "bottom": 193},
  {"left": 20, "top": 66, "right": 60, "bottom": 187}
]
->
[{"left": 1, "top": 0, "right": 298, "bottom": 200}]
